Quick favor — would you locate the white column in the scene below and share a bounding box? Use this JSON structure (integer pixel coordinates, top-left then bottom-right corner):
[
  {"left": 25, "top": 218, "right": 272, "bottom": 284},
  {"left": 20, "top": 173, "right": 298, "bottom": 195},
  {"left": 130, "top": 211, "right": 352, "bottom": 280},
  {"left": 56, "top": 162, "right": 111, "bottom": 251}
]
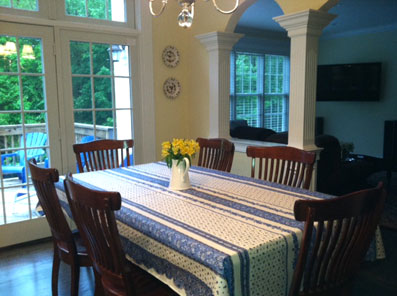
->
[
  {"left": 196, "top": 32, "right": 243, "bottom": 138},
  {"left": 274, "top": 10, "right": 335, "bottom": 151}
]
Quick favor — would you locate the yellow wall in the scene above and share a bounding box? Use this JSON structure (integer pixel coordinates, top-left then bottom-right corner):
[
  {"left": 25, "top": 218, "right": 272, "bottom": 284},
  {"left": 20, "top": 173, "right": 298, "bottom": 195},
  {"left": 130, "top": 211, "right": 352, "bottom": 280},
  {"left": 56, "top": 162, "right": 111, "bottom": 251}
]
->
[{"left": 151, "top": 0, "right": 338, "bottom": 161}]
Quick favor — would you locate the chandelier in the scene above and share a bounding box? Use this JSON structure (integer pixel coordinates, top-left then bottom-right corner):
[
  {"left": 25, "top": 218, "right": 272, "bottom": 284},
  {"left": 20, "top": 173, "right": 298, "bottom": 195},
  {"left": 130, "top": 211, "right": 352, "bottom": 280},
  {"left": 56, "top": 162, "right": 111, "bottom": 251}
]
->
[{"left": 149, "top": 0, "right": 240, "bottom": 28}]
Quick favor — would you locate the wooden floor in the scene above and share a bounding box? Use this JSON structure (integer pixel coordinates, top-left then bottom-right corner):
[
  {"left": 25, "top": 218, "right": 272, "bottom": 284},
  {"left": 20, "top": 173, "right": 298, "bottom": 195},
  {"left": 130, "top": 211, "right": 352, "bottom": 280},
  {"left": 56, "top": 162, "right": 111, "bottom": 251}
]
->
[
  {"left": 1, "top": 228, "right": 397, "bottom": 296},
  {"left": 0, "top": 238, "right": 95, "bottom": 296}
]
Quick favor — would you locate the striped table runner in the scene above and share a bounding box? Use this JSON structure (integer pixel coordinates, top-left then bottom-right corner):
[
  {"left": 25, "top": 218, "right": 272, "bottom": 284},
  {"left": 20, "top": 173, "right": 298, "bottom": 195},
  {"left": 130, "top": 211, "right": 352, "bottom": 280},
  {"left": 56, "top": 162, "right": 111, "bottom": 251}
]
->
[{"left": 56, "top": 162, "right": 384, "bottom": 296}]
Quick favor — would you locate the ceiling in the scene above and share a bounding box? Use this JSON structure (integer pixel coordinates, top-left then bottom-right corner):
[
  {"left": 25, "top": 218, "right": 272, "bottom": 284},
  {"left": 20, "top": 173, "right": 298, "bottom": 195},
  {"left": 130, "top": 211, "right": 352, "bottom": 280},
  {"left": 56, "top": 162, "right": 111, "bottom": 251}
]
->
[{"left": 237, "top": 0, "right": 397, "bottom": 38}]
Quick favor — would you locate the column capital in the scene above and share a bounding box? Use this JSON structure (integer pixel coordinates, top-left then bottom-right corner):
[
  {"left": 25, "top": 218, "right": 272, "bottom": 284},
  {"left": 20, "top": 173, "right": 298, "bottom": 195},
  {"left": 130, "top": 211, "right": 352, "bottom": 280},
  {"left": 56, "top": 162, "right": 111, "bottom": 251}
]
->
[
  {"left": 274, "top": 9, "right": 336, "bottom": 37},
  {"left": 196, "top": 31, "right": 244, "bottom": 52}
]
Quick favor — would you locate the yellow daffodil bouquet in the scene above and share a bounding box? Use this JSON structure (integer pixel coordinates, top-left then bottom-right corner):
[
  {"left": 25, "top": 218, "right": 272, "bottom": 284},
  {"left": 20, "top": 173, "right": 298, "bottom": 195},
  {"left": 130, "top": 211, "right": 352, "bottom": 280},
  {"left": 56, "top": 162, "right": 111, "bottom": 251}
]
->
[{"left": 162, "top": 138, "right": 200, "bottom": 168}]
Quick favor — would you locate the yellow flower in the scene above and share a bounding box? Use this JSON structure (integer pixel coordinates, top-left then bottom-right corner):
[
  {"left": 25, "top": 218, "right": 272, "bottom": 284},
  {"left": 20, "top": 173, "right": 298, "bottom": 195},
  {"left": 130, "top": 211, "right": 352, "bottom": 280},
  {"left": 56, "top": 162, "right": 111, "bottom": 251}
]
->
[
  {"left": 162, "top": 141, "right": 171, "bottom": 150},
  {"left": 161, "top": 149, "right": 170, "bottom": 158},
  {"left": 162, "top": 139, "right": 200, "bottom": 168}
]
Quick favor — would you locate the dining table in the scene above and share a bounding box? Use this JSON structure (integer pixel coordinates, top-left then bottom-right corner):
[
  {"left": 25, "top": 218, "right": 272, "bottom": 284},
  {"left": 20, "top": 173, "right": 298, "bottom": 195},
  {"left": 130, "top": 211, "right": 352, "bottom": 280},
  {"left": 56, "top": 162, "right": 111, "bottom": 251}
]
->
[{"left": 55, "top": 162, "right": 385, "bottom": 296}]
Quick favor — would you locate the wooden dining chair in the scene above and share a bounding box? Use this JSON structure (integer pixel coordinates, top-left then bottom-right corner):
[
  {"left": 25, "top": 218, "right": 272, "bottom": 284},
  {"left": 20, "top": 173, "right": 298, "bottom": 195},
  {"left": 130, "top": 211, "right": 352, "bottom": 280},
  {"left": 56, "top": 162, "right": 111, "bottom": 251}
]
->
[
  {"left": 73, "top": 139, "right": 134, "bottom": 172},
  {"left": 28, "top": 159, "right": 95, "bottom": 296},
  {"left": 246, "top": 146, "right": 316, "bottom": 189},
  {"left": 289, "top": 182, "right": 386, "bottom": 296},
  {"left": 196, "top": 137, "right": 235, "bottom": 172},
  {"left": 63, "top": 174, "right": 178, "bottom": 296}
]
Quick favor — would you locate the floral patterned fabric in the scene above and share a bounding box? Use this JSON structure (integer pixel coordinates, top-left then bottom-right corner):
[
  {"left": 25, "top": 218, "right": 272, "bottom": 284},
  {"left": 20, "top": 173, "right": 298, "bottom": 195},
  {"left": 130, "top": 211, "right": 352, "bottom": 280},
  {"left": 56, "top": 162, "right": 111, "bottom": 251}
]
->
[{"left": 56, "top": 162, "right": 385, "bottom": 296}]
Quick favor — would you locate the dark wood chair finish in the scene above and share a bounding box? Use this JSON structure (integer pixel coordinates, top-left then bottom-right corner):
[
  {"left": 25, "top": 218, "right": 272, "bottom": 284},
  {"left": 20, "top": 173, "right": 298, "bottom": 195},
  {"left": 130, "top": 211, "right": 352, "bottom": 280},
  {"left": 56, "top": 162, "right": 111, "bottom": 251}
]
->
[
  {"left": 196, "top": 137, "right": 235, "bottom": 172},
  {"left": 290, "top": 182, "right": 386, "bottom": 296},
  {"left": 64, "top": 174, "right": 177, "bottom": 296},
  {"left": 28, "top": 159, "right": 93, "bottom": 296},
  {"left": 246, "top": 146, "right": 316, "bottom": 189},
  {"left": 73, "top": 139, "right": 134, "bottom": 172}
]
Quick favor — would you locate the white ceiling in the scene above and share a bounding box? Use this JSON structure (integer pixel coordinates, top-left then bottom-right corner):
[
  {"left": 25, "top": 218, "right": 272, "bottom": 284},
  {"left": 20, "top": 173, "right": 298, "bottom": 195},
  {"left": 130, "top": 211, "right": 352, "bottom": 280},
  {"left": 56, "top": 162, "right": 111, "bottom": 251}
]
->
[{"left": 237, "top": 0, "right": 397, "bottom": 38}]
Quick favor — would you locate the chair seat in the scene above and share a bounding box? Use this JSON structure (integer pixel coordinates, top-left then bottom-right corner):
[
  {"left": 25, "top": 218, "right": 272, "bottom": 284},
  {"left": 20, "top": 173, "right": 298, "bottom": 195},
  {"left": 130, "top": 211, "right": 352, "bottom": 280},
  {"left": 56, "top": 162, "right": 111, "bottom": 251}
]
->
[
  {"left": 72, "top": 230, "right": 90, "bottom": 258},
  {"left": 2, "top": 165, "right": 24, "bottom": 174}
]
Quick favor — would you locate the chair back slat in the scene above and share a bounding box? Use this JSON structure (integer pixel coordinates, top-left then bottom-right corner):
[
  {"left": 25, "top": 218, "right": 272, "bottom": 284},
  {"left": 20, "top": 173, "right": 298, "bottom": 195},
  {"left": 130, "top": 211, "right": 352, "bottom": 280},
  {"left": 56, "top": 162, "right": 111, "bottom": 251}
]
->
[
  {"left": 289, "top": 182, "right": 386, "bottom": 296},
  {"left": 246, "top": 146, "right": 316, "bottom": 190},
  {"left": 64, "top": 175, "right": 131, "bottom": 293},
  {"left": 196, "top": 138, "right": 235, "bottom": 172},
  {"left": 73, "top": 139, "right": 134, "bottom": 172}
]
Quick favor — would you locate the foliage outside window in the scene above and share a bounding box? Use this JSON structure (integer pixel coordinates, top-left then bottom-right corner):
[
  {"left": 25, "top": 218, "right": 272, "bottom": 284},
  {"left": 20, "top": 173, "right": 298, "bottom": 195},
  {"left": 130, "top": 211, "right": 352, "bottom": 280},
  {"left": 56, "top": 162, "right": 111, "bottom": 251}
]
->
[
  {"left": 0, "top": 0, "right": 38, "bottom": 11},
  {"left": 0, "top": 35, "right": 45, "bottom": 126},
  {"left": 230, "top": 52, "right": 290, "bottom": 133},
  {"left": 65, "top": 0, "right": 126, "bottom": 22}
]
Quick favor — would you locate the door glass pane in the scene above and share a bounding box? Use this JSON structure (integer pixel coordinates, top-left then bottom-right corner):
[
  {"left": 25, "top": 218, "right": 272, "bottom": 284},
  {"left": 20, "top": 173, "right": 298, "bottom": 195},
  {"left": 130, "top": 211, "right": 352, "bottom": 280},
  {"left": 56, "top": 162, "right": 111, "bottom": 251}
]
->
[
  {"left": 0, "top": 36, "right": 18, "bottom": 72},
  {"left": 24, "top": 112, "right": 46, "bottom": 124},
  {"left": 112, "top": 45, "right": 129, "bottom": 76},
  {"left": 0, "top": 34, "right": 48, "bottom": 225},
  {"left": 70, "top": 41, "right": 90, "bottom": 74},
  {"left": 0, "top": 75, "right": 20, "bottom": 110},
  {"left": 65, "top": 0, "right": 126, "bottom": 22},
  {"left": 94, "top": 77, "right": 112, "bottom": 108},
  {"left": 22, "top": 76, "right": 45, "bottom": 110},
  {"left": 73, "top": 77, "right": 92, "bottom": 108},
  {"left": 114, "top": 78, "right": 130, "bottom": 108},
  {"left": 19, "top": 38, "right": 42, "bottom": 73},
  {"left": 74, "top": 111, "right": 93, "bottom": 124},
  {"left": 95, "top": 110, "right": 112, "bottom": 126},
  {"left": 93, "top": 43, "right": 110, "bottom": 75},
  {"left": 116, "top": 110, "right": 131, "bottom": 140}
]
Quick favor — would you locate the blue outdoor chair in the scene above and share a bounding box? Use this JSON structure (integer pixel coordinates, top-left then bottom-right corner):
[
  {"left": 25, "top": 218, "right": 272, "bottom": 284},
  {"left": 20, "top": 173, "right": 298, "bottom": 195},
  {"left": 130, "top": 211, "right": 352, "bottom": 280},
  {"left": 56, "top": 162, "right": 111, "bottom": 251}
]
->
[
  {"left": 1, "top": 132, "right": 47, "bottom": 183},
  {"left": 76, "top": 135, "right": 94, "bottom": 173}
]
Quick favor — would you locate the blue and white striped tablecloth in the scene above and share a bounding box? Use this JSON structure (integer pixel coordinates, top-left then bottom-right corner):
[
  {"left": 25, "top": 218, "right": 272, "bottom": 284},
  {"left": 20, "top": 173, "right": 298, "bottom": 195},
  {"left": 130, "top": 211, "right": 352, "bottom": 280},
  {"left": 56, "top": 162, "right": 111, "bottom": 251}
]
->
[{"left": 55, "top": 162, "right": 385, "bottom": 296}]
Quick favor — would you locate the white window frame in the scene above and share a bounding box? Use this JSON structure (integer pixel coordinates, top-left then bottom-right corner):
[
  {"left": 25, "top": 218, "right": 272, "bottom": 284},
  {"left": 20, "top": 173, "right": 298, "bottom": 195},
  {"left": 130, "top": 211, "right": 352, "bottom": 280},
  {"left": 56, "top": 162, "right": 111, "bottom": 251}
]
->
[
  {"left": 0, "top": 1, "right": 134, "bottom": 28},
  {"left": 230, "top": 51, "right": 289, "bottom": 132}
]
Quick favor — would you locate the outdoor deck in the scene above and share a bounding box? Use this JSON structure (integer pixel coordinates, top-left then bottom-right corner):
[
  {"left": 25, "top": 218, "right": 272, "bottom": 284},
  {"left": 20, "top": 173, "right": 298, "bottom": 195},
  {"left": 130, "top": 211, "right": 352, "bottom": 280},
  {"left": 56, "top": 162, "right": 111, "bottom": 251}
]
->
[{"left": 0, "top": 177, "right": 40, "bottom": 225}]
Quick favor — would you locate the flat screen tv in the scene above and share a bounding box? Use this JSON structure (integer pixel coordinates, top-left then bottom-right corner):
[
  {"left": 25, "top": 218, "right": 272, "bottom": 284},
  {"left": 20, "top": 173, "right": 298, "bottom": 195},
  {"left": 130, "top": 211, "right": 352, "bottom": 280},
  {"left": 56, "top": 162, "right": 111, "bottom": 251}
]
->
[{"left": 316, "top": 62, "right": 381, "bottom": 101}]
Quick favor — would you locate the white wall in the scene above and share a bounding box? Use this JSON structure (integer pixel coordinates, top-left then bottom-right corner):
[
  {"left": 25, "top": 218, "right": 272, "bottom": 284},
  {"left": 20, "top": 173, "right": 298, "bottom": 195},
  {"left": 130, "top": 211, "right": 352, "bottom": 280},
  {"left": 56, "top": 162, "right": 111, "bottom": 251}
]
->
[{"left": 317, "top": 30, "right": 397, "bottom": 157}]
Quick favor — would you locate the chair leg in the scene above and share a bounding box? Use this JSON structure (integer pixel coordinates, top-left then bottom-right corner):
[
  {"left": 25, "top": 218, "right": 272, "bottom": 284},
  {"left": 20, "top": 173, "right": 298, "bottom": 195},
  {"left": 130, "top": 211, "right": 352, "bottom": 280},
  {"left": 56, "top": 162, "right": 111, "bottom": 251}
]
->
[
  {"left": 93, "top": 269, "right": 105, "bottom": 296},
  {"left": 70, "top": 261, "right": 80, "bottom": 296},
  {"left": 52, "top": 246, "right": 60, "bottom": 296}
]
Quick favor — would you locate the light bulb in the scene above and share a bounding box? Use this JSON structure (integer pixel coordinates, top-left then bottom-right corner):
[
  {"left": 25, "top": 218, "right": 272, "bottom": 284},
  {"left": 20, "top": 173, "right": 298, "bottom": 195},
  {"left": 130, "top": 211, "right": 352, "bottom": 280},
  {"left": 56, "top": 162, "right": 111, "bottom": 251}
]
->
[{"left": 178, "top": 7, "right": 193, "bottom": 28}]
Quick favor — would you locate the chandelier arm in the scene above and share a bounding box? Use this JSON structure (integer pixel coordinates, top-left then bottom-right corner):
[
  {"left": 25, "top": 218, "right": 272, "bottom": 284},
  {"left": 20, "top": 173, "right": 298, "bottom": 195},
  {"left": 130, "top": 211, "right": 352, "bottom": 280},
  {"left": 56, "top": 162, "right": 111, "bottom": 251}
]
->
[
  {"left": 211, "top": 0, "right": 239, "bottom": 14},
  {"left": 149, "top": 0, "right": 168, "bottom": 17}
]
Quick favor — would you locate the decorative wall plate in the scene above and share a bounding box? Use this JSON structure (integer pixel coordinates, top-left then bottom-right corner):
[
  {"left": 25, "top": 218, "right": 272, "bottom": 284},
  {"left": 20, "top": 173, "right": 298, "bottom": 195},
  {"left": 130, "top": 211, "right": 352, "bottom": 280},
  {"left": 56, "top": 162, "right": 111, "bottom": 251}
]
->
[
  {"left": 162, "top": 46, "right": 180, "bottom": 68},
  {"left": 163, "top": 78, "right": 181, "bottom": 99}
]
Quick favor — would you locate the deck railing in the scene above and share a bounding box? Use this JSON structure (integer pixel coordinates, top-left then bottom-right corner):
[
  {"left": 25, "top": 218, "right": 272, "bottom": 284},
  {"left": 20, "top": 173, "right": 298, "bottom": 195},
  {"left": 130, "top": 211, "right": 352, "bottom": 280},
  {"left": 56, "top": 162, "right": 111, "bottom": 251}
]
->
[{"left": 0, "top": 123, "right": 114, "bottom": 151}]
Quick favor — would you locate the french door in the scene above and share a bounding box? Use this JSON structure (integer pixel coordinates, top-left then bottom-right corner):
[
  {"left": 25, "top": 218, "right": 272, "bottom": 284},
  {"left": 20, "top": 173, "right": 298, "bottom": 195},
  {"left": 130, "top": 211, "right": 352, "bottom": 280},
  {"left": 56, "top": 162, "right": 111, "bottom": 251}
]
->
[
  {"left": 0, "top": 22, "right": 61, "bottom": 247},
  {"left": 0, "top": 25, "right": 137, "bottom": 247}
]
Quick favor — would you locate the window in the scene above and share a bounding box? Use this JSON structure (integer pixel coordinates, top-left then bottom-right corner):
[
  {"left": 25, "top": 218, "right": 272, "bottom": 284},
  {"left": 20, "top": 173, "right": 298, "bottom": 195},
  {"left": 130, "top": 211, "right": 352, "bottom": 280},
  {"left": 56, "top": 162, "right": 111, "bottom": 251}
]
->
[
  {"left": 230, "top": 52, "right": 289, "bottom": 132},
  {"left": 0, "top": 0, "right": 38, "bottom": 11},
  {"left": 65, "top": 0, "right": 126, "bottom": 22}
]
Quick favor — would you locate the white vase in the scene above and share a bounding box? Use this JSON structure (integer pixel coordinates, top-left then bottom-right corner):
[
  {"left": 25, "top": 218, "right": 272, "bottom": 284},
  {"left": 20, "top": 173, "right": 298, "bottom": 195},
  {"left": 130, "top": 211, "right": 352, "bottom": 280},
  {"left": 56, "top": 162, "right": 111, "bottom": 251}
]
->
[{"left": 169, "top": 158, "right": 191, "bottom": 190}]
